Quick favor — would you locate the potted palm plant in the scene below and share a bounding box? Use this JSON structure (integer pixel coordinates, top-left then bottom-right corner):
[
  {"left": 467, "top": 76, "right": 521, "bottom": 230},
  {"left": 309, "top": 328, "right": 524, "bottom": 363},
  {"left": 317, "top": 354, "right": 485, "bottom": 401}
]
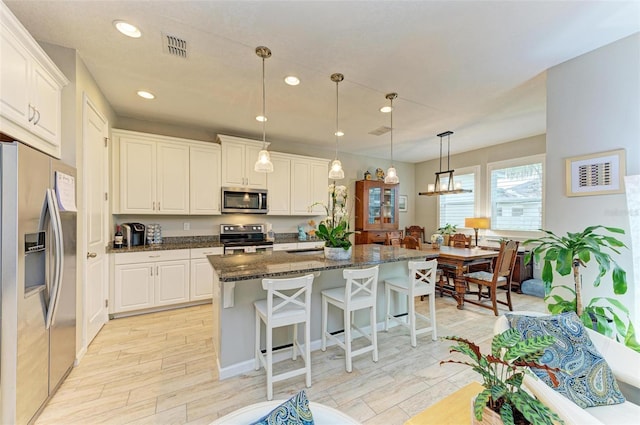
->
[
  {"left": 311, "top": 183, "right": 354, "bottom": 260},
  {"left": 441, "top": 329, "right": 563, "bottom": 425},
  {"left": 524, "top": 226, "right": 639, "bottom": 351}
]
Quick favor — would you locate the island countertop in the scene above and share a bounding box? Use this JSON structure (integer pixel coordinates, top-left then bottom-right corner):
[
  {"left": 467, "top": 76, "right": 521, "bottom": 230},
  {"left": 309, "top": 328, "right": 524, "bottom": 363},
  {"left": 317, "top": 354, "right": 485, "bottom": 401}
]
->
[{"left": 208, "top": 244, "right": 439, "bottom": 282}]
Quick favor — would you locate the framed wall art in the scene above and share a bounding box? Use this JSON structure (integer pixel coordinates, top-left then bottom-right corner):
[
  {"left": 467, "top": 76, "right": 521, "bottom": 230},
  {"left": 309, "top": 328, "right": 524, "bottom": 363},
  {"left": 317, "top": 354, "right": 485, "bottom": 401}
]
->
[
  {"left": 398, "top": 195, "right": 408, "bottom": 212},
  {"left": 565, "top": 149, "right": 626, "bottom": 197}
]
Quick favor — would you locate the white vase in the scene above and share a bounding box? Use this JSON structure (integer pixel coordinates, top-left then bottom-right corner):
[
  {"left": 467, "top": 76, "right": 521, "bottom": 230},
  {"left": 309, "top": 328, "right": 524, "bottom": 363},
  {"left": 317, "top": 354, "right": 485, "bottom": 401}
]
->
[{"left": 324, "top": 246, "right": 352, "bottom": 260}]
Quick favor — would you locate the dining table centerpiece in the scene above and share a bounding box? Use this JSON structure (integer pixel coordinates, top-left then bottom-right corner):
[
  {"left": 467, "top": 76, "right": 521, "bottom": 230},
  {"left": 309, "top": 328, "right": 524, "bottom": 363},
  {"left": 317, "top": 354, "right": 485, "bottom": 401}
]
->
[{"left": 311, "top": 183, "right": 354, "bottom": 260}]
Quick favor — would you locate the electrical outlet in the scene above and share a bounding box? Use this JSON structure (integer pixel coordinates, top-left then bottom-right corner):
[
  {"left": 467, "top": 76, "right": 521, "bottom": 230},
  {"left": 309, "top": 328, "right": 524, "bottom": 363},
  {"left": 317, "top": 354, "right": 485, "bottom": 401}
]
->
[{"left": 183, "top": 222, "right": 190, "bottom": 231}]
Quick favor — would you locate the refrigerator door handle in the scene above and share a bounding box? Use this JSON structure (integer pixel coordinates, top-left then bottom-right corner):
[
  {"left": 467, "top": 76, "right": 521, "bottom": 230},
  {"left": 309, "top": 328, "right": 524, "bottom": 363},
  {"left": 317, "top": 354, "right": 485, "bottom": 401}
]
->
[{"left": 42, "top": 189, "right": 64, "bottom": 329}]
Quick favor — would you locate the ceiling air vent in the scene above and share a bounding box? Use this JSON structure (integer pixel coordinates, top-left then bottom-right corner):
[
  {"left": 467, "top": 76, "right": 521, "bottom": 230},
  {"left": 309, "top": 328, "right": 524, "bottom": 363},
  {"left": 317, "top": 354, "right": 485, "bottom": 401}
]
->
[
  {"left": 162, "top": 33, "right": 188, "bottom": 59},
  {"left": 578, "top": 160, "right": 611, "bottom": 188},
  {"left": 368, "top": 126, "right": 391, "bottom": 136}
]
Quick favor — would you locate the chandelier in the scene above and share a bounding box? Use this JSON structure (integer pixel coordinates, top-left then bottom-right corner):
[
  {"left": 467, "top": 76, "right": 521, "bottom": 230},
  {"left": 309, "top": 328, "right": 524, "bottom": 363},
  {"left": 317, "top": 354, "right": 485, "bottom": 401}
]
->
[{"left": 419, "top": 131, "right": 471, "bottom": 196}]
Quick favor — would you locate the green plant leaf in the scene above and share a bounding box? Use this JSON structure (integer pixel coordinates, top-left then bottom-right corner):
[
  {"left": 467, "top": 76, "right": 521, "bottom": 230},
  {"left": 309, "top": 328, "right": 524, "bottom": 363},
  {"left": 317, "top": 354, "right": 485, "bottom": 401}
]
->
[
  {"left": 555, "top": 248, "right": 573, "bottom": 276},
  {"left": 474, "top": 390, "right": 492, "bottom": 420},
  {"left": 612, "top": 266, "right": 627, "bottom": 295},
  {"left": 541, "top": 261, "right": 554, "bottom": 283},
  {"left": 499, "top": 403, "right": 515, "bottom": 425},
  {"left": 504, "top": 336, "right": 554, "bottom": 361},
  {"left": 491, "top": 328, "right": 520, "bottom": 356}
]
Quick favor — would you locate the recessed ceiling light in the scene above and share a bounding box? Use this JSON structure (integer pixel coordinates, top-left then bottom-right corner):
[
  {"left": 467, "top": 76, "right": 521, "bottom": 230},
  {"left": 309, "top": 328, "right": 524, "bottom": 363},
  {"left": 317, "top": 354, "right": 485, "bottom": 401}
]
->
[
  {"left": 114, "top": 20, "right": 141, "bottom": 38},
  {"left": 137, "top": 90, "right": 155, "bottom": 99},
  {"left": 334, "top": 131, "right": 344, "bottom": 137},
  {"left": 284, "top": 76, "right": 300, "bottom": 86},
  {"left": 380, "top": 106, "right": 392, "bottom": 113},
  {"left": 256, "top": 115, "right": 267, "bottom": 122}
]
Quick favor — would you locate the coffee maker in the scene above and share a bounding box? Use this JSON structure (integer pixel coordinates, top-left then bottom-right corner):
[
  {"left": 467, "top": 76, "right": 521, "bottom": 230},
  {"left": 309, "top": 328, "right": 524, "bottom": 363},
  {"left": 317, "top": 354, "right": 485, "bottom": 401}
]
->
[{"left": 122, "top": 223, "right": 146, "bottom": 247}]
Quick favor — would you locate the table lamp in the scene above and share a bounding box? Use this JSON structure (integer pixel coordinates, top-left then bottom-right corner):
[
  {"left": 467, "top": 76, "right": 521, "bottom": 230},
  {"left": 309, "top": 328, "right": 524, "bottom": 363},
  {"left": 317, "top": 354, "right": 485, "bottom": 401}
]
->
[{"left": 465, "top": 217, "right": 490, "bottom": 247}]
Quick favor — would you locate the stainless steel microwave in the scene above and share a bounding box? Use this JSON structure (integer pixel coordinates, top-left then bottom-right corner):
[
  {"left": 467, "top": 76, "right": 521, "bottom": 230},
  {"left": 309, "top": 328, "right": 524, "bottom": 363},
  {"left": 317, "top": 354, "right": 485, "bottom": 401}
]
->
[{"left": 221, "top": 187, "right": 268, "bottom": 214}]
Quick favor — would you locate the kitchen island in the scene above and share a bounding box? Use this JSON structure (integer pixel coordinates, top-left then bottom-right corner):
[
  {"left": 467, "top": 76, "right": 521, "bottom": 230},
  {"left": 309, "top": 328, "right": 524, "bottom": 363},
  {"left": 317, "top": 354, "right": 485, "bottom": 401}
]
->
[{"left": 208, "top": 244, "right": 438, "bottom": 378}]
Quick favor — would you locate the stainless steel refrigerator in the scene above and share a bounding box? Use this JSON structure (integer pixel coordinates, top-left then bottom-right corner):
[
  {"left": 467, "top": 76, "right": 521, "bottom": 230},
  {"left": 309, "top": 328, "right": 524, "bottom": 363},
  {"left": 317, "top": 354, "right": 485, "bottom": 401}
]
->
[{"left": 1, "top": 140, "right": 77, "bottom": 424}]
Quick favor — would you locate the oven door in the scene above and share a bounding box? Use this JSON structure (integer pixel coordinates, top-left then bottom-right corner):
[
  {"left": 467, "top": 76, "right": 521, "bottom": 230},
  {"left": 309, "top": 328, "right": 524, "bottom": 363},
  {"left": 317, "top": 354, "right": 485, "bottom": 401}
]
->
[{"left": 223, "top": 245, "right": 273, "bottom": 255}]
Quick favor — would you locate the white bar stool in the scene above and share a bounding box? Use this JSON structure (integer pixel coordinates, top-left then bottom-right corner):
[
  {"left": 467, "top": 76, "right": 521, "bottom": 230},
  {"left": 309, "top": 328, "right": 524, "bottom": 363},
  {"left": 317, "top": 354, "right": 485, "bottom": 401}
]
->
[
  {"left": 321, "top": 265, "right": 379, "bottom": 373},
  {"left": 384, "top": 259, "right": 438, "bottom": 347},
  {"left": 254, "top": 273, "right": 314, "bottom": 400}
]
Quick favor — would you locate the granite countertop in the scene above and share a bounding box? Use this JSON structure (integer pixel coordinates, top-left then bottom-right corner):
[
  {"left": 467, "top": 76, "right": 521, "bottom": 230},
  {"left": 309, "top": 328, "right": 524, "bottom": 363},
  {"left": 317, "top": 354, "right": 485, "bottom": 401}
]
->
[{"left": 208, "top": 244, "right": 439, "bottom": 282}]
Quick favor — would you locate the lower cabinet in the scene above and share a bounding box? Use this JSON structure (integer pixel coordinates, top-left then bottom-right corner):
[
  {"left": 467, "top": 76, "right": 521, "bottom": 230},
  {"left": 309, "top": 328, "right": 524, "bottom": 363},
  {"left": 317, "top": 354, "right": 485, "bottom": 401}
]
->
[
  {"left": 113, "top": 248, "right": 222, "bottom": 315},
  {"left": 190, "top": 247, "right": 223, "bottom": 301}
]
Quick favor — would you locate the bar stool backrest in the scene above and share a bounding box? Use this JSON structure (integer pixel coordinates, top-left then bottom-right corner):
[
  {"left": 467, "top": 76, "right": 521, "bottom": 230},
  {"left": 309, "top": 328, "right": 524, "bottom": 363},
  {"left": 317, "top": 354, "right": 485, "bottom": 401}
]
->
[
  {"left": 408, "top": 259, "right": 438, "bottom": 294},
  {"left": 343, "top": 266, "right": 379, "bottom": 305},
  {"left": 262, "top": 274, "right": 314, "bottom": 317}
]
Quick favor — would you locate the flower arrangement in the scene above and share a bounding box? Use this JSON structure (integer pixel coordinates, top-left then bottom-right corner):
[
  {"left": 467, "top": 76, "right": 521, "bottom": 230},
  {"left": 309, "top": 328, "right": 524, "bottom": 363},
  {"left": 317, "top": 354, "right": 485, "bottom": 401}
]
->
[{"left": 310, "top": 184, "right": 353, "bottom": 250}]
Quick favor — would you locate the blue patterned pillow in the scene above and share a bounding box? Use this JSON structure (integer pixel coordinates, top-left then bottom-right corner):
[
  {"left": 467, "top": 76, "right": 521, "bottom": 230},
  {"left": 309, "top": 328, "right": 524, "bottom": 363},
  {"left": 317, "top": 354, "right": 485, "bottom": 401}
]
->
[
  {"left": 507, "top": 311, "right": 625, "bottom": 408},
  {"left": 250, "top": 390, "right": 314, "bottom": 425}
]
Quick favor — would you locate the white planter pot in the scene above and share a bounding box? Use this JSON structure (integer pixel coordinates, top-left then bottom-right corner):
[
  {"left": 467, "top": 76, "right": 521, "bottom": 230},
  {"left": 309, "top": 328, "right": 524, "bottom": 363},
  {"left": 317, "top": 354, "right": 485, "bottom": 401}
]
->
[{"left": 324, "top": 246, "right": 352, "bottom": 260}]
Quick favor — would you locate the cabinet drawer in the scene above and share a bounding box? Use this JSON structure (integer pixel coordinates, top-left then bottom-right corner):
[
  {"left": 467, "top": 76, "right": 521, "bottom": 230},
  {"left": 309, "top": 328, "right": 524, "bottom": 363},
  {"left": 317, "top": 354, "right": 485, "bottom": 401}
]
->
[
  {"left": 367, "top": 232, "right": 387, "bottom": 242},
  {"left": 114, "top": 249, "right": 190, "bottom": 265},
  {"left": 297, "top": 241, "right": 324, "bottom": 250},
  {"left": 273, "top": 243, "right": 298, "bottom": 251},
  {"left": 190, "top": 247, "right": 223, "bottom": 258}
]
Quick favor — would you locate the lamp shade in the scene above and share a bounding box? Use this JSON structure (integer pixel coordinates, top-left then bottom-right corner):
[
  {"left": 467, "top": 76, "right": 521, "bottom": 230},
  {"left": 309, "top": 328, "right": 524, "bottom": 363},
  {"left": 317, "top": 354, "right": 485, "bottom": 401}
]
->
[{"left": 465, "top": 217, "right": 490, "bottom": 229}]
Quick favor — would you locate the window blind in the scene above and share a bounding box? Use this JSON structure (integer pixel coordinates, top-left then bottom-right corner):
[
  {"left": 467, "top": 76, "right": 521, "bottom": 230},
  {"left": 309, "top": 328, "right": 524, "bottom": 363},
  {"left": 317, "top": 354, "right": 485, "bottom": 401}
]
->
[
  {"left": 490, "top": 162, "right": 542, "bottom": 231},
  {"left": 438, "top": 173, "right": 475, "bottom": 228}
]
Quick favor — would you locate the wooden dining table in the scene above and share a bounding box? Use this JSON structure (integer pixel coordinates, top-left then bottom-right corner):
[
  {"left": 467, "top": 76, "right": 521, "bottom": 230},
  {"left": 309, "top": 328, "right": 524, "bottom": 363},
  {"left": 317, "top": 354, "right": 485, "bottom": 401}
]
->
[{"left": 420, "top": 246, "right": 500, "bottom": 309}]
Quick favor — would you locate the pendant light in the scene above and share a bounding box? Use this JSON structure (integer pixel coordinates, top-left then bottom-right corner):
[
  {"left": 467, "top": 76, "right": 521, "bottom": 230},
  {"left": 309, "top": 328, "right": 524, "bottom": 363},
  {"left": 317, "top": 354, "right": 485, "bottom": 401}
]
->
[
  {"left": 328, "top": 73, "right": 345, "bottom": 180},
  {"left": 254, "top": 46, "right": 274, "bottom": 173},
  {"left": 418, "top": 131, "right": 472, "bottom": 196},
  {"left": 384, "top": 93, "right": 399, "bottom": 184}
]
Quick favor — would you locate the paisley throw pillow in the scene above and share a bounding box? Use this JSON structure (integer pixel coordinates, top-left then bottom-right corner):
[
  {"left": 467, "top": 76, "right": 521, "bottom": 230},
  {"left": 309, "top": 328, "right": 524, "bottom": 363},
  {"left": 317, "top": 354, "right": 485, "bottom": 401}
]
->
[
  {"left": 250, "top": 390, "right": 314, "bottom": 425},
  {"left": 507, "top": 311, "right": 625, "bottom": 408}
]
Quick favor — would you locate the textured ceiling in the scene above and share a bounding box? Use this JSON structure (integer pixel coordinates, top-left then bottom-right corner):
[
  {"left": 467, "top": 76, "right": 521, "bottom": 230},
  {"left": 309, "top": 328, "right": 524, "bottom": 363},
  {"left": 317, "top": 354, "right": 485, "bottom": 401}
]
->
[{"left": 5, "top": 0, "right": 640, "bottom": 162}]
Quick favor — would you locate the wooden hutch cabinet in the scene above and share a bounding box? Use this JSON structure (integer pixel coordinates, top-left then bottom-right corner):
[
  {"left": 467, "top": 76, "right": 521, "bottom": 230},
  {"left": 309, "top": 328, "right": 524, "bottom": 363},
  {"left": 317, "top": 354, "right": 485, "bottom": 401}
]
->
[{"left": 354, "top": 180, "right": 399, "bottom": 244}]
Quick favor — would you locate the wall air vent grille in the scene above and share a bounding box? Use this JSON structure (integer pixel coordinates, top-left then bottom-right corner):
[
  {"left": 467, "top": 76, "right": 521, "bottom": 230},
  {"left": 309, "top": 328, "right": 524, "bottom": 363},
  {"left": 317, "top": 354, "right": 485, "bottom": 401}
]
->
[
  {"left": 162, "top": 33, "right": 188, "bottom": 58},
  {"left": 578, "top": 161, "right": 611, "bottom": 187},
  {"left": 368, "top": 126, "right": 391, "bottom": 136}
]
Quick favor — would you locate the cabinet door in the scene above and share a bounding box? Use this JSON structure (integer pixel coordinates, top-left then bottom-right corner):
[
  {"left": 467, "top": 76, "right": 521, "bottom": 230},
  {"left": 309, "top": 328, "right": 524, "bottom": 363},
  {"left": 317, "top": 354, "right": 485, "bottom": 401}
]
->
[
  {"left": 156, "top": 142, "right": 189, "bottom": 214},
  {"left": 244, "top": 143, "right": 268, "bottom": 188},
  {"left": 221, "top": 142, "right": 245, "bottom": 186},
  {"left": 119, "top": 137, "right": 156, "bottom": 213},
  {"left": 380, "top": 184, "right": 399, "bottom": 229},
  {"left": 30, "top": 64, "right": 60, "bottom": 147},
  {"left": 366, "top": 184, "right": 383, "bottom": 228},
  {"left": 0, "top": 27, "right": 30, "bottom": 126},
  {"left": 190, "top": 258, "right": 214, "bottom": 301},
  {"left": 155, "top": 260, "right": 190, "bottom": 305},
  {"left": 114, "top": 263, "right": 154, "bottom": 313},
  {"left": 190, "top": 145, "right": 221, "bottom": 214},
  {"left": 291, "top": 160, "right": 311, "bottom": 215},
  {"left": 267, "top": 153, "right": 291, "bottom": 215},
  {"left": 309, "top": 161, "right": 328, "bottom": 214}
]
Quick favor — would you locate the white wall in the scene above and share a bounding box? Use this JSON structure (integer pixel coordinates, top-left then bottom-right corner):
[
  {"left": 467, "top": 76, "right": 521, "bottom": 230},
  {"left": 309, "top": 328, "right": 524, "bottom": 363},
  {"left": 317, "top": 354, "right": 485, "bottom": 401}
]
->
[{"left": 546, "top": 34, "right": 639, "bottom": 326}]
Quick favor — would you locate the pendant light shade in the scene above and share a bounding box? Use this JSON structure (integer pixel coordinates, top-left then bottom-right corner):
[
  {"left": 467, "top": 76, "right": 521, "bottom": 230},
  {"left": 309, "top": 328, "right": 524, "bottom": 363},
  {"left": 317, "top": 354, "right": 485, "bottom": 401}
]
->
[
  {"left": 254, "top": 46, "right": 274, "bottom": 173},
  {"left": 328, "top": 73, "right": 345, "bottom": 180},
  {"left": 384, "top": 92, "right": 399, "bottom": 184}
]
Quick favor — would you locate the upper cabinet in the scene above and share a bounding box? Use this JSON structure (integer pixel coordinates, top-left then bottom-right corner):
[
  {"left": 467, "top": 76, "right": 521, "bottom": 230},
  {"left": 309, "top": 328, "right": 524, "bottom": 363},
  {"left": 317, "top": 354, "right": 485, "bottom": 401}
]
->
[
  {"left": 266, "top": 152, "right": 292, "bottom": 215},
  {"left": 0, "top": 2, "right": 68, "bottom": 158},
  {"left": 112, "top": 129, "right": 221, "bottom": 215},
  {"left": 217, "top": 135, "right": 268, "bottom": 189},
  {"left": 291, "top": 157, "right": 328, "bottom": 215}
]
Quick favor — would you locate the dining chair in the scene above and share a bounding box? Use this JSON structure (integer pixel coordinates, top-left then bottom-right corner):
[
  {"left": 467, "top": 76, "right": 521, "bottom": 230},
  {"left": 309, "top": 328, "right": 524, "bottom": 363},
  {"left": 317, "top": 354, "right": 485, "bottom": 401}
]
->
[
  {"left": 321, "top": 265, "right": 379, "bottom": 372},
  {"left": 404, "top": 226, "right": 425, "bottom": 243},
  {"left": 254, "top": 273, "right": 315, "bottom": 400},
  {"left": 449, "top": 233, "right": 471, "bottom": 248},
  {"left": 462, "top": 240, "right": 519, "bottom": 316},
  {"left": 384, "top": 259, "right": 438, "bottom": 347},
  {"left": 385, "top": 231, "right": 402, "bottom": 246},
  {"left": 402, "top": 235, "right": 422, "bottom": 250}
]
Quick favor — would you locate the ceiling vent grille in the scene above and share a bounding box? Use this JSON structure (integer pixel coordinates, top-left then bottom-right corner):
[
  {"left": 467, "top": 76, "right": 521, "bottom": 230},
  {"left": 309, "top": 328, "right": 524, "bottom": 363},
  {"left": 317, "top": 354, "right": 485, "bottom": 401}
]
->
[
  {"left": 162, "top": 33, "right": 188, "bottom": 58},
  {"left": 578, "top": 161, "right": 611, "bottom": 188},
  {"left": 368, "top": 126, "right": 391, "bottom": 136}
]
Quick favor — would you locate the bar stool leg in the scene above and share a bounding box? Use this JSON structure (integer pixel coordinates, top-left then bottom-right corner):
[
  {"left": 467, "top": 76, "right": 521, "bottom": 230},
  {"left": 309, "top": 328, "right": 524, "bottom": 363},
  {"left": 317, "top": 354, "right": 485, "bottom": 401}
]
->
[
  {"left": 305, "top": 319, "right": 311, "bottom": 387},
  {"left": 409, "top": 294, "right": 417, "bottom": 348},
  {"left": 292, "top": 323, "right": 298, "bottom": 360},
  {"left": 345, "top": 308, "right": 352, "bottom": 373},
  {"left": 429, "top": 292, "right": 438, "bottom": 340},
  {"left": 371, "top": 305, "right": 378, "bottom": 362},
  {"left": 321, "top": 296, "right": 328, "bottom": 351},
  {"left": 255, "top": 313, "right": 260, "bottom": 370},
  {"left": 266, "top": 323, "right": 273, "bottom": 400}
]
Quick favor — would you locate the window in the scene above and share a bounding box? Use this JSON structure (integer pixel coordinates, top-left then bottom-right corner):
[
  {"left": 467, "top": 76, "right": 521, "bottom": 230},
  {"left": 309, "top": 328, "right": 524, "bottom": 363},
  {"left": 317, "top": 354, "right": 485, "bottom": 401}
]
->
[
  {"left": 488, "top": 155, "right": 544, "bottom": 231},
  {"left": 438, "top": 167, "right": 478, "bottom": 229}
]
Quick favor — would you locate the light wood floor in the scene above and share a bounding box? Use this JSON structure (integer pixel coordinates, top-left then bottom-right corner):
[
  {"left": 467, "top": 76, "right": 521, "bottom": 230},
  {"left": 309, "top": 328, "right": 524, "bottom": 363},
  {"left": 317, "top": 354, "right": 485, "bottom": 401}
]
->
[{"left": 36, "top": 292, "right": 545, "bottom": 425}]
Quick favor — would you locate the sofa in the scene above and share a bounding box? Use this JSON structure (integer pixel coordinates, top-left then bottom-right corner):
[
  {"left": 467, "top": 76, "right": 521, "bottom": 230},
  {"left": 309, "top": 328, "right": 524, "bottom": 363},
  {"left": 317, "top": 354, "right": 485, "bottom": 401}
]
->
[
  {"left": 495, "top": 312, "right": 640, "bottom": 425},
  {"left": 210, "top": 400, "right": 360, "bottom": 424}
]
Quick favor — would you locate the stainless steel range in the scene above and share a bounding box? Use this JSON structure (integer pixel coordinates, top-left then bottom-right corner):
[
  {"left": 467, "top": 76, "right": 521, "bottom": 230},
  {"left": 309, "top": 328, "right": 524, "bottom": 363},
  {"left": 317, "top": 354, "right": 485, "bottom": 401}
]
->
[{"left": 220, "top": 224, "right": 273, "bottom": 255}]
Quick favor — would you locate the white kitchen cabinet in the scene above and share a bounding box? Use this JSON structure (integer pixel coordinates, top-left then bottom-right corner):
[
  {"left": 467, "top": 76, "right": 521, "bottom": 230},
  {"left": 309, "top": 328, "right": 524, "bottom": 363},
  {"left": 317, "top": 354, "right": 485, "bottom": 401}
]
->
[
  {"left": 297, "top": 241, "right": 325, "bottom": 250},
  {"left": 190, "top": 247, "right": 223, "bottom": 301},
  {"left": 272, "top": 243, "right": 298, "bottom": 252},
  {"left": 0, "top": 2, "right": 68, "bottom": 158},
  {"left": 266, "top": 152, "right": 291, "bottom": 215},
  {"left": 114, "top": 129, "right": 218, "bottom": 215},
  {"left": 190, "top": 144, "right": 222, "bottom": 215},
  {"left": 217, "top": 134, "right": 268, "bottom": 189},
  {"left": 112, "top": 250, "right": 191, "bottom": 314},
  {"left": 291, "top": 158, "right": 329, "bottom": 215}
]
